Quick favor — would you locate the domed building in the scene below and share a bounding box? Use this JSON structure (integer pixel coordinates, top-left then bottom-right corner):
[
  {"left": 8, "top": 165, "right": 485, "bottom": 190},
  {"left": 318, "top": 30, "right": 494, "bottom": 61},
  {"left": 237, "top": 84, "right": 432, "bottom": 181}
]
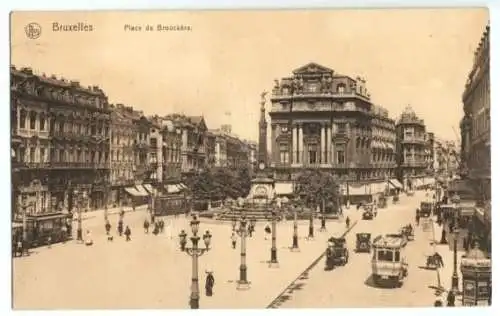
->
[{"left": 395, "top": 105, "right": 429, "bottom": 190}]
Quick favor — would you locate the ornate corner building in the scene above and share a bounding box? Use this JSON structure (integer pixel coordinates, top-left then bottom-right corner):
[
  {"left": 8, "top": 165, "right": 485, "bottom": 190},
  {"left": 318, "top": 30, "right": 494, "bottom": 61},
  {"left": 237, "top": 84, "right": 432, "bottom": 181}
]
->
[
  {"left": 11, "top": 66, "right": 111, "bottom": 217},
  {"left": 268, "top": 62, "right": 398, "bottom": 198},
  {"left": 395, "top": 106, "right": 429, "bottom": 189}
]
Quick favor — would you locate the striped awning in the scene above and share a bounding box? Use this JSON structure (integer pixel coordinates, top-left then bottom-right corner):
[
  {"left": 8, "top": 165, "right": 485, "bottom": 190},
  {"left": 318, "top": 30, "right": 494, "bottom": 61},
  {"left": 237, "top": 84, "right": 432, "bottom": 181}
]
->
[
  {"left": 125, "top": 187, "right": 146, "bottom": 197},
  {"left": 143, "top": 184, "right": 154, "bottom": 194},
  {"left": 164, "top": 183, "right": 187, "bottom": 194},
  {"left": 388, "top": 179, "right": 403, "bottom": 189},
  {"left": 135, "top": 185, "right": 150, "bottom": 196}
]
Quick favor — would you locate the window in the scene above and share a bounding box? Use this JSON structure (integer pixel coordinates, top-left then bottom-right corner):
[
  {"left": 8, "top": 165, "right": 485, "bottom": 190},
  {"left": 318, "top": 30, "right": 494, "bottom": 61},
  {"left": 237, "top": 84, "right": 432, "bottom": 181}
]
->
[
  {"left": 337, "top": 123, "right": 346, "bottom": 134},
  {"left": 151, "top": 138, "right": 158, "bottom": 147},
  {"left": 20, "top": 110, "right": 27, "bottom": 129},
  {"left": 39, "top": 115, "right": 46, "bottom": 131},
  {"left": 279, "top": 143, "right": 289, "bottom": 163},
  {"left": 337, "top": 84, "right": 346, "bottom": 93},
  {"left": 337, "top": 150, "right": 345, "bottom": 164},
  {"left": 376, "top": 250, "right": 394, "bottom": 262},
  {"left": 308, "top": 143, "right": 317, "bottom": 164},
  {"left": 59, "top": 121, "right": 64, "bottom": 133},
  {"left": 29, "top": 112, "right": 37, "bottom": 130},
  {"left": 29, "top": 147, "right": 35, "bottom": 162},
  {"left": 40, "top": 148, "right": 45, "bottom": 162}
]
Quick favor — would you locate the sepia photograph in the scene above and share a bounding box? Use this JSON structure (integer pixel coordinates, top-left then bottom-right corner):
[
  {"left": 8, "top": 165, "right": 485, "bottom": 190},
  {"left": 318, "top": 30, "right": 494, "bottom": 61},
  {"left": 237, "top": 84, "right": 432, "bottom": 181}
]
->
[{"left": 10, "top": 8, "right": 491, "bottom": 310}]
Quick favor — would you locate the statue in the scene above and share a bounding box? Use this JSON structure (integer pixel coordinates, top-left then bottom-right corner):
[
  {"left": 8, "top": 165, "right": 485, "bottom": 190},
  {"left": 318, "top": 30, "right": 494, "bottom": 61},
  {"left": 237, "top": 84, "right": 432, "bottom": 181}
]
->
[{"left": 260, "top": 91, "right": 268, "bottom": 107}]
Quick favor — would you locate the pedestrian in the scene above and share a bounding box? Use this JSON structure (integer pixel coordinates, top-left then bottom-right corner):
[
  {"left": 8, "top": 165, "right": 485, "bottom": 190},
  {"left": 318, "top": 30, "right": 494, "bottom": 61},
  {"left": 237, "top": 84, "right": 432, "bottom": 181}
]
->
[
  {"left": 159, "top": 219, "right": 165, "bottom": 233},
  {"left": 247, "top": 224, "right": 253, "bottom": 237},
  {"left": 205, "top": 270, "right": 215, "bottom": 296},
  {"left": 124, "top": 226, "right": 131, "bottom": 241},
  {"left": 47, "top": 236, "right": 52, "bottom": 248},
  {"left": 16, "top": 239, "right": 23, "bottom": 257},
  {"left": 118, "top": 220, "right": 124, "bottom": 236},
  {"left": 153, "top": 222, "right": 159, "bottom": 235},
  {"left": 144, "top": 219, "right": 150, "bottom": 234},
  {"left": 85, "top": 230, "right": 93, "bottom": 246},
  {"left": 345, "top": 216, "right": 350, "bottom": 229},
  {"left": 415, "top": 210, "right": 420, "bottom": 226},
  {"left": 179, "top": 229, "right": 187, "bottom": 251},
  {"left": 434, "top": 252, "right": 444, "bottom": 268},
  {"left": 264, "top": 224, "right": 271, "bottom": 240},
  {"left": 231, "top": 232, "right": 237, "bottom": 249},
  {"left": 446, "top": 290, "right": 456, "bottom": 307},
  {"left": 105, "top": 220, "right": 111, "bottom": 235}
]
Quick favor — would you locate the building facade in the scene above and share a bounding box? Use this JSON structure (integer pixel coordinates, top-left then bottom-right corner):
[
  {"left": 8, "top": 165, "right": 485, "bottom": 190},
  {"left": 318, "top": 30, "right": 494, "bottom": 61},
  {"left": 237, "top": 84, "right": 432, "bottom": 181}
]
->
[
  {"left": 109, "top": 104, "right": 137, "bottom": 205},
  {"left": 160, "top": 118, "right": 183, "bottom": 183},
  {"left": 133, "top": 115, "right": 152, "bottom": 182},
  {"left": 11, "top": 66, "right": 112, "bottom": 215},
  {"left": 395, "top": 106, "right": 428, "bottom": 190},
  {"left": 268, "top": 63, "right": 397, "bottom": 198},
  {"left": 461, "top": 24, "right": 490, "bottom": 203},
  {"left": 11, "top": 66, "right": 52, "bottom": 218}
]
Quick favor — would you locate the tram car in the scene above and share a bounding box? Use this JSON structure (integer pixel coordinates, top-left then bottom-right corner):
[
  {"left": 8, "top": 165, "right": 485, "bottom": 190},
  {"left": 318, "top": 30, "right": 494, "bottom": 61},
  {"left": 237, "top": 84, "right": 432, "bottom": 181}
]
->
[{"left": 371, "top": 234, "right": 408, "bottom": 288}]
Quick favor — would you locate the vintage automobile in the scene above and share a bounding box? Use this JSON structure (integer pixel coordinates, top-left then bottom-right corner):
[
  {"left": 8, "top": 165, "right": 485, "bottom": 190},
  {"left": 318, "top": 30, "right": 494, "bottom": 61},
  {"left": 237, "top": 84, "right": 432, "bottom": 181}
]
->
[
  {"left": 377, "top": 196, "right": 388, "bottom": 209},
  {"left": 325, "top": 237, "right": 349, "bottom": 270},
  {"left": 362, "top": 203, "right": 377, "bottom": 220},
  {"left": 355, "top": 233, "right": 372, "bottom": 253},
  {"left": 371, "top": 234, "right": 409, "bottom": 287},
  {"left": 400, "top": 224, "right": 414, "bottom": 241},
  {"left": 419, "top": 201, "right": 433, "bottom": 218}
]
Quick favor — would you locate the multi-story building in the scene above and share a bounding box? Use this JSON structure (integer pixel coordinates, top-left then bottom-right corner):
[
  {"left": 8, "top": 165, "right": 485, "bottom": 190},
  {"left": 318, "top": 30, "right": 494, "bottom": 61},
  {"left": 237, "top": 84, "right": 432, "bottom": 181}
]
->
[
  {"left": 11, "top": 66, "right": 112, "bottom": 214},
  {"left": 11, "top": 66, "right": 52, "bottom": 218},
  {"left": 211, "top": 125, "right": 249, "bottom": 169},
  {"left": 268, "top": 62, "right": 397, "bottom": 201},
  {"left": 133, "top": 113, "right": 152, "bottom": 182},
  {"left": 461, "top": 24, "right": 490, "bottom": 203},
  {"left": 160, "top": 118, "right": 183, "bottom": 184},
  {"left": 395, "top": 106, "right": 428, "bottom": 190},
  {"left": 109, "top": 104, "right": 137, "bottom": 205},
  {"left": 424, "top": 132, "right": 435, "bottom": 174}
]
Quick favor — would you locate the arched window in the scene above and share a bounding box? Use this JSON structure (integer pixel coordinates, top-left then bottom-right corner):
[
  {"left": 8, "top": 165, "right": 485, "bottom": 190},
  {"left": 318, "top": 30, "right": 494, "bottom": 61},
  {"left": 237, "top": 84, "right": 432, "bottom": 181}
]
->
[
  {"left": 29, "top": 111, "right": 37, "bottom": 130},
  {"left": 19, "top": 109, "right": 27, "bottom": 129},
  {"left": 337, "top": 83, "right": 346, "bottom": 93},
  {"left": 39, "top": 113, "right": 46, "bottom": 131}
]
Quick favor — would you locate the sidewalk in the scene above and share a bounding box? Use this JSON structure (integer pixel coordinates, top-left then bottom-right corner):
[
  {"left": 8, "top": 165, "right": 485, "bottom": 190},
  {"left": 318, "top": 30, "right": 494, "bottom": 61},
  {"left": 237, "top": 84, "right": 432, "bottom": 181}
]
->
[{"left": 431, "top": 218, "right": 465, "bottom": 306}]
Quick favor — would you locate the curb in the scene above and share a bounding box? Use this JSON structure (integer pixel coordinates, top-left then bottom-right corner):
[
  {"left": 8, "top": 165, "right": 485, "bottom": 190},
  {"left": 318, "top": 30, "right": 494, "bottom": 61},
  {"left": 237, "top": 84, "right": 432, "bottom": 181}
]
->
[{"left": 266, "top": 220, "right": 359, "bottom": 309}]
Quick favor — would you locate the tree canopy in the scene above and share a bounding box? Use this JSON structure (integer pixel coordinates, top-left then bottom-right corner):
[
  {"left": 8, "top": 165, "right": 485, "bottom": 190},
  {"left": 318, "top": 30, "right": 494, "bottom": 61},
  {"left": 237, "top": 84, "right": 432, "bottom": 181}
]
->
[
  {"left": 294, "top": 170, "right": 340, "bottom": 212},
  {"left": 185, "top": 166, "right": 252, "bottom": 200}
]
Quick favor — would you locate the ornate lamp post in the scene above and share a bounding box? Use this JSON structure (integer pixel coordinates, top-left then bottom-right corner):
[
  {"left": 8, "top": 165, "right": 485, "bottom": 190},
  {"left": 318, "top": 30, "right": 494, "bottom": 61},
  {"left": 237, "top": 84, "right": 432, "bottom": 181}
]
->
[
  {"left": 268, "top": 208, "right": 280, "bottom": 268},
  {"left": 451, "top": 193, "right": 461, "bottom": 293},
  {"left": 290, "top": 199, "right": 300, "bottom": 252},
  {"left": 179, "top": 215, "right": 211, "bottom": 309},
  {"left": 307, "top": 208, "right": 315, "bottom": 240},
  {"left": 73, "top": 189, "right": 84, "bottom": 242},
  {"left": 236, "top": 215, "right": 250, "bottom": 289}
]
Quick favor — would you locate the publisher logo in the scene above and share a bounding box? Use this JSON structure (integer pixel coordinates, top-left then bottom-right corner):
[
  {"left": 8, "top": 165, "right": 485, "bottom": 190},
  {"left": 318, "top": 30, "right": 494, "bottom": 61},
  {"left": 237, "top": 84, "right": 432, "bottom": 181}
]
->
[{"left": 25, "top": 23, "right": 42, "bottom": 39}]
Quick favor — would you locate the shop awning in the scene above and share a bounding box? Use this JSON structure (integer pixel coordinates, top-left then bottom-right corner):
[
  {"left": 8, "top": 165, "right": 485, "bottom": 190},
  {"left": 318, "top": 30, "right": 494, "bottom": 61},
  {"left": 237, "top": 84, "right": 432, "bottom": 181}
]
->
[
  {"left": 414, "top": 178, "right": 425, "bottom": 188},
  {"left": 125, "top": 187, "right": 146, "bottom": 197},
  {"left": 348, "top": 184, "right": 370, "bottom": 196},
  {"left": 388, "top": 179, "right": 403, "bottom": 189},
  {"left": 165, "top": 184, "right": 181, "bottom": 193},
  {"left": 143, "top": 184, "right": 154, "bottom": 194},
  {"left": 135, "top": 185, "right": 150, "bottom": 196},
  {"left": 274, "top": 182, "right": 294, "bottom": 195}
]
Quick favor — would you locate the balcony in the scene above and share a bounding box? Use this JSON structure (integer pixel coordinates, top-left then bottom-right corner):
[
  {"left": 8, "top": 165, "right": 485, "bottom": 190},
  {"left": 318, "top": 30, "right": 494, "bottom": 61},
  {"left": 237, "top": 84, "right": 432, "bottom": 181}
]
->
[
  {"left": 49, "top": 162, "right": 109, "bottom": 169},
  {"left": 400, "top": 137, "right": 426, "bottom": 145},
  {"left": 18, "top": 162, "right": 51, "bottom": 169},
  {"left": 401, "top": 160, "right": 427, "bottom": 168},
  {"left": 17, "top": 128, "right": 50, "bottom": 139}
]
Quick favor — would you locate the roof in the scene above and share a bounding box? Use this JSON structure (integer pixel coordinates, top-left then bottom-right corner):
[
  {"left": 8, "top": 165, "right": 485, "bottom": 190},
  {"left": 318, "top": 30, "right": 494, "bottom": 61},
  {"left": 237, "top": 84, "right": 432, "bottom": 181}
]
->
[{"left": 372, "top": 234, "right": 407, "bottom": 249}]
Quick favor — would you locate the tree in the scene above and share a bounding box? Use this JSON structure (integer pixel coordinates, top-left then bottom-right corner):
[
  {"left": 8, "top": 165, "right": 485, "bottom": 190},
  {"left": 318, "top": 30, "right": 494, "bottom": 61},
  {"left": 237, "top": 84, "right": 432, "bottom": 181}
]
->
[{"left": 294, "top": 170, "right": 340, "bottom": 213}]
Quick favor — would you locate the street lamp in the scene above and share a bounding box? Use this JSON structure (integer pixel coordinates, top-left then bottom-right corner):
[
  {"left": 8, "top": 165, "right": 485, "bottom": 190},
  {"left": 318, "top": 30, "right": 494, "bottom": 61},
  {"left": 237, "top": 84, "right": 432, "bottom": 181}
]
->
[
  {"left": 290, "top": 200, "right": 300, "bottom": 252},
  {"left": 179, "top": 215, "right": 210, "bottom": 309},
  {"left": 74, "top": 190, "right": 84, "bottom": 242},
  {"left": 267, "top": 208, "right": 280, "bottom": 268},
  {"left": 307, "top": 207, "right": 315, "bottom": 240},
  {"left": 236, "top": 215, "right": 250, "bottom": 290},
  {"left": 451, "top": 193, "right": 461, "bottom": 293},
  {"left": 320, "top": 198, "right": 327, "bottom": 232}
]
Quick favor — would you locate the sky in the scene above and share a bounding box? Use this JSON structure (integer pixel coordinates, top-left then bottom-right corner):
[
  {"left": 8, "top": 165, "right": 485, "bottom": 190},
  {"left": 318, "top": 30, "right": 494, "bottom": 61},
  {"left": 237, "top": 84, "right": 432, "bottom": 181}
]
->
[{"left": 10, "top": 9, "right": 489, "bottom": 143}]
